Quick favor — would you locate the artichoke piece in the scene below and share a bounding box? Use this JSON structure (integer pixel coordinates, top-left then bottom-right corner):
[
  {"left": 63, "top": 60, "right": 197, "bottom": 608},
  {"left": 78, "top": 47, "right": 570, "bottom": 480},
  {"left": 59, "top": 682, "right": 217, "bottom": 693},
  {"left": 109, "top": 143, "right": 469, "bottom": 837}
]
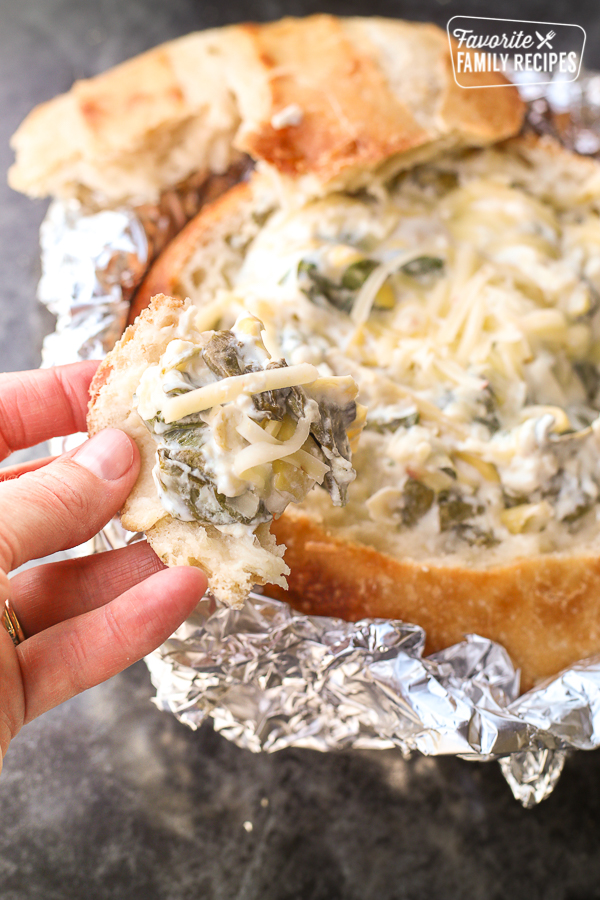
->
[
  {"left": 372, "top": 281, "right": 396, "bottom": 310},
  {"left": 166, "top": 344, "right": 204, "bottom": 373},
  {"left": 272, "top": 459, "right": 313, "bottom": 502}
]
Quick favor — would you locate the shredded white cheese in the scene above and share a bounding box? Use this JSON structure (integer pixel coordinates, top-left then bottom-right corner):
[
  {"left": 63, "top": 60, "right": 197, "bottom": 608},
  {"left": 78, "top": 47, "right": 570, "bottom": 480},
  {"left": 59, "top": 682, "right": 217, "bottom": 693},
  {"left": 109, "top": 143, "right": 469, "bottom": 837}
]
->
[
  {"left": 233, "top": 414, "right": 314, "bottom": 477},
  {"left": 162, "top": 363, "right": 320, "bottom": 423},
  {"left": 224, "top": 143, "right": 600, "bottom": 562}
]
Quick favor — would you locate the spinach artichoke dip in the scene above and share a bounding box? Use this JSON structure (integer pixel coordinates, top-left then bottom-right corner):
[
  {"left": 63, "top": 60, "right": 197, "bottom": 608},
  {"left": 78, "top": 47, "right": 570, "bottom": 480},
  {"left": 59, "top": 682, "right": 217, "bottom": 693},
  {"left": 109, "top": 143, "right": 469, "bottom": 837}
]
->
[
  {"left": 190, "top": 141, "right": 600, "bottom": 567},
  {"left": 133, "top": 312, "right": 366, "bottom": 534}
]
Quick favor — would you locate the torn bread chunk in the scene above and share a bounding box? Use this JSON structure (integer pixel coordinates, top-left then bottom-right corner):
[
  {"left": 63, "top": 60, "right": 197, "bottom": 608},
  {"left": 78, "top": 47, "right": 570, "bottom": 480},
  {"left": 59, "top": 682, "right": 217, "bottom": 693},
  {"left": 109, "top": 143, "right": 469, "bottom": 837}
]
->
[
  {"left": 88, "top": 295, "right": 364, "bottom": 605},
  {"left": 9, "top": 17, "right": 523, "bottom": 205}
]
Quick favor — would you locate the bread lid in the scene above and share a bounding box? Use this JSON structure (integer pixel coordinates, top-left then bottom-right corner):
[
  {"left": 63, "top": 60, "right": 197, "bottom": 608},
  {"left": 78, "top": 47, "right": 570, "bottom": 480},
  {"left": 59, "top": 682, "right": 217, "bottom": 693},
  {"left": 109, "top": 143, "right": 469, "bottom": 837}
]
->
[{"left": 9, "top": 15, "right": 524, "bottom": 204}]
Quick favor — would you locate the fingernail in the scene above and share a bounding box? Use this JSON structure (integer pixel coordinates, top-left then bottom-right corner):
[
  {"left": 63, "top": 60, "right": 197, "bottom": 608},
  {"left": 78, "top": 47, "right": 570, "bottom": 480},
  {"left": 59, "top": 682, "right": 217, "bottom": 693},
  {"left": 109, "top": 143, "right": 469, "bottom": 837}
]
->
[{"left": 73, "top": 429, "right": 134, "bottom": 481}]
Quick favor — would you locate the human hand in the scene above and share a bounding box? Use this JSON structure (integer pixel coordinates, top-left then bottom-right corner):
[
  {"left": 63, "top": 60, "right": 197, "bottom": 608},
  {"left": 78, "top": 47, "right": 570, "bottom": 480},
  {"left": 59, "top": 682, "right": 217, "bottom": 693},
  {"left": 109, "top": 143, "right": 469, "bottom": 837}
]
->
[{"left": 0, "top": 362, "right": 207, "bottom": 774}]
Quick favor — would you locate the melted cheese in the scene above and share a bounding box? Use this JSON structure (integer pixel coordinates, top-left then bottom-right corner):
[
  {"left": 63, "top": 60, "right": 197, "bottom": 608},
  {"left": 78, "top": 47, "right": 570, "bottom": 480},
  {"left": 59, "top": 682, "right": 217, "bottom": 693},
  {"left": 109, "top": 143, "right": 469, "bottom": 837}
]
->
[
  {"left": 233, "top": 412, "right": 314, "bottom": 476},
  {"left": 162, "top": 362, "right": 320, "bottom": 423},
  {"left": 224, "top": 144, "right": 600, "bottom": 563},
  {"left": 136, "top": 312, "right": 362, "bottom": 532}
]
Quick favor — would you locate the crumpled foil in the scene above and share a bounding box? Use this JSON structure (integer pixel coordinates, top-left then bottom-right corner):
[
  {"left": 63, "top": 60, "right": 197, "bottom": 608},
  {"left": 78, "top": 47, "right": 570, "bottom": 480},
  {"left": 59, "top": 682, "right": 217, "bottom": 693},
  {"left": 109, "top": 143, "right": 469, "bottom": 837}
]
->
[
  {"left": 36, "top": 66, "right": 600, "bottom": 807},
  {"left": 143, "top": 591, "right": 600, "bottom": 807},
  {"left": 512, "top": 65, "right": 600, "bottom": 157},
  {"left": 39, "top": 199, "right": 148, "bottom": 366}
]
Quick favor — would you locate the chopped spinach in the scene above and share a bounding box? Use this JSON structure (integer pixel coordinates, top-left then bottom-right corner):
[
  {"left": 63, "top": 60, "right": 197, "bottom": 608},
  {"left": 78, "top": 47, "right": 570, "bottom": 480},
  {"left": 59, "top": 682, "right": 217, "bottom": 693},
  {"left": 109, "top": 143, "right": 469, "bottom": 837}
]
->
[
  {"left": 502, "top": 491, "right": 531, "bottom": 509},
  {"left": 400, "top": 256, "right": 444, "bottom": 279},
  {"left": 438, "top": 490, "right": 483, "bottom": 532},
  {"left": 562, "top": 501, "right": 593, "bottom": 524},
  {"left": 454, "top": 523, "right": 499, "bottom": 548},
  {"left": 401, "top": 478, "right": 435, "bottom": 527},
  {"left": 407, "top": 167, "right": 459, "bottom": 195},
  {"left": 366, "top": 411, "right": 420, "bottom": 433},
  {"left": 297, "top": 260, "right": 355, "bottom": 313},
  {"left": 202, "top": 331, "right": 246, "bottom": 379},
  {"left": 298, "top": 257, "right": 381, "bottom": 314},
  {"left": 341, "top": 258, "right": 379, "bottom": 290},
  {"left": 473, "top": 383, "right": 501, "bottom": 433},
  {"left": 156, "top": 449, "right": 271, "bottom": 527},
  {"left": 201, "top": 332, "right": 306, "bottom": 424},
  {"left": 436, "top": 490, "right": 497, "bottom": 546},
  {"left": 440, "top": 466, "right": 458, "bottom": 480},
  {"left": 306, "top": 389, "right": 358, "bottom": 506},
  {"left": 144, "top": 323, "right": 360, "bottom": 523},
  {"left": 252, "top": 362, "right": 305, "bottom": 422},
  {"left": 298, "top": 254, "right": 444, "bottom": 317}
]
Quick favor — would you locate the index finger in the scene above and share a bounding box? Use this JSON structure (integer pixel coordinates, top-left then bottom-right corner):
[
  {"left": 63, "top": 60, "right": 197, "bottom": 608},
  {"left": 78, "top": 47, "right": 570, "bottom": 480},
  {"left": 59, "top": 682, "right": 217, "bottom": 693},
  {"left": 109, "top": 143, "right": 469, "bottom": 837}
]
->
[{"left": 0, "top": 361, "right": 99, "bottom": 462}]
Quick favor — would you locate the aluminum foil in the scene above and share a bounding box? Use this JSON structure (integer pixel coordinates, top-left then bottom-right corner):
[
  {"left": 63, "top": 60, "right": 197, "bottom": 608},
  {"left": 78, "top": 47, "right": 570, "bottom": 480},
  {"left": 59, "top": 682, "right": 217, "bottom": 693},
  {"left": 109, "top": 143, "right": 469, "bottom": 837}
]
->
[
  {"left": 143, "top": 591, "right": 600, "bottom": 807},
  {"left": 39, "top": 200, "right": 148, "bottom": 365},
  {"left": 36, "top": 67, "right": 600, "bottom": 807}
]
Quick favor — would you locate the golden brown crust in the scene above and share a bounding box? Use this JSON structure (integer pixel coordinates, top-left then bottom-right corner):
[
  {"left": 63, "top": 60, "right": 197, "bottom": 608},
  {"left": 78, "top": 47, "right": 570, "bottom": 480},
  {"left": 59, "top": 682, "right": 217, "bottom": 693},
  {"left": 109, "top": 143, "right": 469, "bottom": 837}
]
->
[
  {"left": 9, "top": 16, "right": 524, "bottom": 202},
  {"left": 437, "top": 52, "right": 524, "bottom": 143},
  {"left": 236, "top": 16, "right": 431, "bottom": 178},
  {"left": 270, "top": 510, "right": 600, "bottom": 691},
  {"left": 129, "top": 180, "right": 254, "bottom": 322}
]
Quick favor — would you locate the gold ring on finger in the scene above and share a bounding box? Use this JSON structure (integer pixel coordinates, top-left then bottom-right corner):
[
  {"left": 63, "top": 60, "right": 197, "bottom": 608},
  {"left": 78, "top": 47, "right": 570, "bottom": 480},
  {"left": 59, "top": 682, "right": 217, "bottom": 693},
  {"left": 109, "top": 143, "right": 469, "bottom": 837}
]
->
[{"left": 2, "top": 599, "right": 26, "bottom": 647}]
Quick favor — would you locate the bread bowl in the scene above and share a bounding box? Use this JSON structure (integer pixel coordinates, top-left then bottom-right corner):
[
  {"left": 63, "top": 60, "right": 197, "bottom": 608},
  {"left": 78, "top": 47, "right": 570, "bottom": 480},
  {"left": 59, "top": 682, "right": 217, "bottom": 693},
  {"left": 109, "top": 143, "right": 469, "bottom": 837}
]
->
[
  {"left": 15, "top": 16, "right": 600, "bottom": 689},
  {"left": 121, "top": 133, "right": 600, "bottom": 690}
]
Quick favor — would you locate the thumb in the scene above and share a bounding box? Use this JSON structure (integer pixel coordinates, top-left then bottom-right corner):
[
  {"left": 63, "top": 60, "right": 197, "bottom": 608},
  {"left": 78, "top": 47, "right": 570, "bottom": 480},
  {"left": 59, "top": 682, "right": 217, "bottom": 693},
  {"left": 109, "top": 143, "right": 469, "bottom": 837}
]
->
[{"left": 0, "top": 429, "right": 140, "bottom": 573}]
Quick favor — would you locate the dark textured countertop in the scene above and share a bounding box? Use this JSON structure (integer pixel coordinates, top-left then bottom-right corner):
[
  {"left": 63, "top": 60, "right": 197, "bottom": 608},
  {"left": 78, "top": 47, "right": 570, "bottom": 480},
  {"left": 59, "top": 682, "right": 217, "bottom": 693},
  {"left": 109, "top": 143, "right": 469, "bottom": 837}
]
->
[{"left": 2, "top": 2, "right": 600, "bottom": 898}]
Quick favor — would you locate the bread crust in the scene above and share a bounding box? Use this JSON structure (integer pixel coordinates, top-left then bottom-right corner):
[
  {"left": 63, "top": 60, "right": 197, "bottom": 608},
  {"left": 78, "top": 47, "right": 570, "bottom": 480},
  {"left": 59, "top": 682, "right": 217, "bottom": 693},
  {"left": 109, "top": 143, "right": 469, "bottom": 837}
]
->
[
  {"left": 129, "top": 180, "right": 255, "bottom": 323},
  {"left": 9, "top": 16, "right": 524, "bottom": 203},
  {"left": 269, "top": 509, "right": 600, "bottom": 691}
]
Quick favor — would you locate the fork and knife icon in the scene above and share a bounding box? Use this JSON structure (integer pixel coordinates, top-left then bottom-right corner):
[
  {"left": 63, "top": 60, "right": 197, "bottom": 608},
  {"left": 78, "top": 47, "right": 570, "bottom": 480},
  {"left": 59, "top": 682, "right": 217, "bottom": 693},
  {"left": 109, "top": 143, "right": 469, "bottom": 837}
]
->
[{"left": 535, "top": 29, "right": 556, "bottom": 49}]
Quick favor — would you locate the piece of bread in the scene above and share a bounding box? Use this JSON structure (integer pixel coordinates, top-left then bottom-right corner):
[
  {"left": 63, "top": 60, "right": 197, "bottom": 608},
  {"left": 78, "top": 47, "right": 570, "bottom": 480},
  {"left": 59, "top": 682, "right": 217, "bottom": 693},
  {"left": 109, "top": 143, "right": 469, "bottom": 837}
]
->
[
  {"left": 127, "top": 135, "right": 600, "bottom": 690},
  {"left": 87, "top": 293, "right": 291, "bottom": 606},
  {"left": 9, "top": 16, "right": 523, "bottom": 204}
]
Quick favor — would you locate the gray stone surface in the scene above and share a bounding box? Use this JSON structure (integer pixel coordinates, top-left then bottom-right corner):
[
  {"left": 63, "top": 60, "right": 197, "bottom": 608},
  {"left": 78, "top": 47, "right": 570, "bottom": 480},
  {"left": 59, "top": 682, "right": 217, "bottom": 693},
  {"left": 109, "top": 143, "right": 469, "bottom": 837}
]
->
[{"left": 2, "top": 1, "right": 600, "bottom": 898}]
